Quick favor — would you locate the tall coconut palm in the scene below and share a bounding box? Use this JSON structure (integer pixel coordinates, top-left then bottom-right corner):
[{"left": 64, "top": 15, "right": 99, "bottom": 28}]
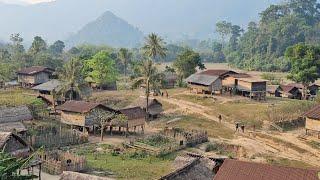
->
[
  {"left": 141, "top": 33, "right": 167, "bottom": 118},
  {"left": 57, "top": 58, "right": 91, "bottom": 101},
  {"left": 142, "top": 33, "right": 167, "bottom": 61},
  {"left": 118, "top": 48, "right": 132, "bottom": 77}
]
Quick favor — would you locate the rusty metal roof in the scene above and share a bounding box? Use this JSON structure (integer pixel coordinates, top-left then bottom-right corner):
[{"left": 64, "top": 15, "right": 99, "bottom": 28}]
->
[
  {"left": 214, "top": 159, "right": 319, "bottom": 180},
  {"left": 199, "top": 70, "right": 237, "bottom": 77},
  {"left": 302, "top": 105, "right": 320, "bottom": 120}
]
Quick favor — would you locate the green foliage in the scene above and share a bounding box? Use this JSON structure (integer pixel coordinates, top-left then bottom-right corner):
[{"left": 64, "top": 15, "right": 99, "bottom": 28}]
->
[
  {"left": 138, "top": 134, "right": 172, "bottom": 147},
  {"left": 142, "top": 33, "right": 167, "bottom": 60},
  {"left": 223, "top": 0, "right": 320, "bottom": 71},
  {"left": 261, "top": 73, "right": 282, "bottom": 85},
  {"left": 173, "top": 49, "right": 205, "bottom": 83},
  {"left": 83, "top": 51, "right": 118, "bottom": 85},
  {"left": 285, "top": 43, "right": 320, "bottom": 86}
]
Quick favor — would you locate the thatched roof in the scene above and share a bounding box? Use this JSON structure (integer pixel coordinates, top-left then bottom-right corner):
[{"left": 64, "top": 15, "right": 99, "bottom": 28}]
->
[
  {"left": 56, "top": 101, "right": 116, "bottom": 113},
  {"left": 0, "top": 132, "right": 28, "bottom": 149},
  {"left": 0, "top": 122, "right": 27, "bottom": 133},
  {"left": 214, "top": 159, "right": 320, "bottom": 180},
  {"left": 199, "top": 70, "right": 237, "bottom": 77},
  {"left": 60, "top": 171, "right": 113, "bottom": 180},
  {"left": 17, "top": 66, "right": 54, "bottom": 75},
  {"left": 302, "top": 104, "right": 320, "bottom": 120},
  {"left": 32, "top": 79, "right": 61, "bottom": 92},
  {"left": 185, "top": 74, "right": 219, "bottom": 86},
  {"left": 130, "top": 97, "right": 163, "bottom": 115},
  {"left": 0, "top": 106, "right": 33, "bottom": 123},
  {"left": 119, "top": 107, "right": 146, "bottom": 120}
]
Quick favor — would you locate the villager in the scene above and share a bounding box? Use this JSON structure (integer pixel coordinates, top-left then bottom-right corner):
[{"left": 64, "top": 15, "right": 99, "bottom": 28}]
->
[
  {"left": 235, "top": 123, "right": 239, "bottom": 132},
  {"left": 161, "top": 92, "right": 164, "bottom": 97},
  {"left": 241, "top": 125, "right": 245, "bottom": 133},
  {"left": 218, "top": 115, "right": 222, "bottom": 123},
  {"left": 166, "top": 90, "right": 169, "bottom": 98}
]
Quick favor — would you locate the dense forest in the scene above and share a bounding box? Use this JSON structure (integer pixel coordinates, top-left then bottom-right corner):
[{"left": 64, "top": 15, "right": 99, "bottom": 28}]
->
[{"left": 218, "top": 0, "right": 320, "bottom": 71}]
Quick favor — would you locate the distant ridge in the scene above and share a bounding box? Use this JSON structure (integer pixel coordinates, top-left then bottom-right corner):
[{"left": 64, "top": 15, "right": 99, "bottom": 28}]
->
[{"left": 65, "top": 11, "right": 144, "bottom": 48}]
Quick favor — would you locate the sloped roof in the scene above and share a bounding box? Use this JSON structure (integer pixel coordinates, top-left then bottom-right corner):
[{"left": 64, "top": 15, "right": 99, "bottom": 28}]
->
[
  {"left": 119, "top": 107, "right": 146, "bottom": 120},
  {"left": 56, "top": 101, "right": 115, "bottom": 113},
  {"left": 0, "top": 106, "right": 33, "bottom": 123},
  {"left": 0, "top": 122, "right": 27, "bottom": 133},
  {"left": 267, "top": 85, "right": 280, "bottom": 93},
  {"left": 0, "top": 132, "right": 28, "bottom": 149},
  {"left": 280, "top": 85, "right": 298, "bottom": 93},
  {"left": 17, "top": 66, "right": 54, "bottom": 75},
  {"left": 199, "top": 70, "right": 237, "bottom": 77},
  {"left": 32, "top": 79, "right": 61, "bottom": 91},
  {"left": 130, "top": 97, "right": 163, "bottom": 115},
  {"left": 237, "top": 77, "right": 268, "bottom": 83},
  {"left": 60, "top": 171, "right": 112, "bottom": 180},
  {"left": 186, "top": 74, "right": 219, "bottom": 86},
  {"left": 214, "top": 159, "right": 319, "bottom": 180},
  {"left": 302, "top": 105, "right": 320, "bottom": 120}
]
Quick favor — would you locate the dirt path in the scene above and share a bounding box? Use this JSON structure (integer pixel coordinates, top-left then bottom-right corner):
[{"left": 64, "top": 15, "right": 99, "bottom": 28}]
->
[{"left": 157, "top": 95, "right": 320, "bottom": 167}]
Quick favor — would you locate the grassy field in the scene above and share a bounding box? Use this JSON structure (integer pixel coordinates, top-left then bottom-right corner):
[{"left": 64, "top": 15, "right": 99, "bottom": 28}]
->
[
  {"left": 75, "top": 144, "right": 175, "bottom": 180},
  {"left": 0, "top": 89, "right": 38, "bottom": 106}
]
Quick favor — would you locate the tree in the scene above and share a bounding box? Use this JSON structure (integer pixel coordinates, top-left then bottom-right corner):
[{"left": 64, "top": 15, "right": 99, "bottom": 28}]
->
[
  {"left": 58, "top": 58, "right": 90, "bottom": 100},
  {"left": 132, "top": 59, "right": 160, "bottom": 115},
  {"left": 142, "top": 33, "right": 167, "bottom": 61},
  {"left": 83, "top": 51, "right": 118, "bottom": 87},
  {"left": 285, "top": 43, "right": 320, "bottom": 99},
  {"left": 173, "top": 49, "right": 205, "bottom": 85},
  {"left": 9, "top": 33, "right": 25, "bottom": 63},
  {"left": 29, "top": 36, "right": 47, "bottom": 56},
  {"left": 216, "top": 21, "right": 232, "bottom": 46},
  {"left": 91, "top": 109, "right": 116, "bottom": 141},
  {"left": 49, "top": 40, "right": 65, "bottom": 55},
  {"left": 118, "top": 48, "right": 132, "bottom": 77},
  {"left": 141, "top": 33, "right": 166, "bottom": 116}
]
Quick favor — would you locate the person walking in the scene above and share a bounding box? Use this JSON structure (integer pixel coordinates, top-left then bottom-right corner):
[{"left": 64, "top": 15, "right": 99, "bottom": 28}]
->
[
  {"left": 235, "top": 123, "right": 239, "bottom": 132},
  {"left": 241, "top": 125, "right": 245, "bottom": 133},
  {"left": 218, "top": 115, "right": 222, "bottom": 123}
]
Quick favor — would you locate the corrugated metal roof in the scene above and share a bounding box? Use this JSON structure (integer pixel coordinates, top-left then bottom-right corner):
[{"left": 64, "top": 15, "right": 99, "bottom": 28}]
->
[
  {"left": 56, "top": 101, "right": 116, "bottom": 113},
  {"left": 185, "top": 74, "right": 219, "bottom": 86},
  {"left": 214, "top": 159, "right": 319, "bottom": 180},
  {"left": 199, "top": 70, "right": 237, "bottom": 77},
  {"left": 32, "top": 79, "right": 61, "bottom": 91}
]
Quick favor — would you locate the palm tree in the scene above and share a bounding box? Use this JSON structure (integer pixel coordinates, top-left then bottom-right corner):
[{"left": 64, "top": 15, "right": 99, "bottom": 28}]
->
[
  {"left": 142, "top": 33, "right": 167, "bottom": 61},
  {"left": 118, "top": 48, "right": 132, "bottom": 77},
  {"left": 140, "top": 33, "right": 167, "bottom": 118},
  {"left": 57, "top": 58, "right": 90, "bottom": 101}
]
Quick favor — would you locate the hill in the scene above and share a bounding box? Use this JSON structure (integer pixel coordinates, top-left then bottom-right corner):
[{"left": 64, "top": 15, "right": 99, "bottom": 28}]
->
[
  {"left": 65, "top": 11, "right": 144, "bottom": 48},
  {"left": 0, "top": 0, "right": 281, "bottom": 43}
]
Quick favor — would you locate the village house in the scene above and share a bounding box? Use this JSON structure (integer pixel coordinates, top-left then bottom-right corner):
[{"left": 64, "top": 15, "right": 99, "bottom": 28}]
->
[
  {"left": 287, "top": 83, "right": 319, "bottom": 99},
  {"left": 130, "top": 97, "right": 164, "bottom": 119},
  {"left": 186, "top": 74, "right": 222, "bottom": 94},
  {"left": 0, "top": 106, "right": 33, "bottom": 136},
  {"left": 32, "top": 79, "right": 62, "bottom": 105},
  {"left": 163, "top": 71, "right": 178, "bottom": 89},
  {"left": 267, "top": 85, "right": 282, "bottom": 97},
  {"left": 56, "top": 101, "right": 146, "bottom": 134},
  {"left": 213, "top": 159, "right": 320, "bottom": 180},
  {"left": 0, "top": 132, "right": 31, "bottom": 158},
  {"left": 17, "top": 66, "right": 54, "bottom": 87},
  {"left": 235, "top": 77, "right": 267, "bottom": 100},
  {"left": 302, "top": 104, "right": 320, "bottom": 136},
  {"left": 279, "top": 85, "right": 302, "bottom": 99}
]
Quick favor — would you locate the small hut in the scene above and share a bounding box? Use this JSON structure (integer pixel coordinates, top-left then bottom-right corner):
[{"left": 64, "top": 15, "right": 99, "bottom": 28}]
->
[
  {"left": 235, "top": 77, "right": 267, "bottom": 100},
  {"left": 119, "top": 107, "right": 146, "bottom": 132},
  {"left": 0, "top": 132, "right": 31, "bottom": 158},
  {"left": 267, "top": 85, "right": 281, "bottom": 97},
  {"left": 17, "top": 66, "right": 54, "bottom": 87},
  {"left": 302, "top": 105, "right": 320, "bottom": 136},
  {"left": 32, "top": 79, "right": 62, "bottom": 105},
  {"left": 130, "top": 97, "right": 163, "bottom": 119},
  {"left": 163, "top": 72, "right": 178, "bottom": 89},
  {"left": 0, "top": 106, "right": 32, "bottom": 135},
  {"left": 56, "top": 101, "right": 116, "bottom": 131},
  {"left": 279, "top": 85, "right": 302, "bottom": 99}
]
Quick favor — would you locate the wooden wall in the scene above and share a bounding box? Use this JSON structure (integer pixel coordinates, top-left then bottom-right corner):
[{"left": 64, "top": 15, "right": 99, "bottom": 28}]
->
[
  {"left": 306, "top": 117, "right": 320, "bottom": 132},
  {"left": 222, "top": 76, "right": 236, "bottom": 87},
  {"left": 128, "top": 118, "right": 145, "bottom": 128},
  {"left": 18, "top": 72, "right": 50, "bottom": 85},
  {"left": 237, "top": 80, "right": 252, "bottom": 91},
  {"left": 61, "top": 111, "right": 86, "bottom": 127}
]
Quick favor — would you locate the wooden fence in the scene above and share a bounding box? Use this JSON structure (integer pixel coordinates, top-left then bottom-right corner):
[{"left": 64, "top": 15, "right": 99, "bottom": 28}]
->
[
  {"left": 27, "top": 130, "right": 88, "bottom": 149},
  {"left": 38, "top": 151, "right": 86, "bottom": 175}
]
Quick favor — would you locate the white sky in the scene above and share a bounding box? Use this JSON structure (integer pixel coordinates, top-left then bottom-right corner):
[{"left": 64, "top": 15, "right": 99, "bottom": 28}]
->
[{"left": 0, "top": 0, "right": 54, "bottom": 4}]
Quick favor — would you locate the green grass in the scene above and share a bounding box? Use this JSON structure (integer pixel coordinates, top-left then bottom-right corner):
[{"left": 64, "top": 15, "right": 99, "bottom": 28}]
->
[
  {"left": 0, "top": 89, "right": 37, "bottom": 106},
  {"left": 266, "top": 157, "right": 314, "bottom": 169},
  {"left": 81, "top": 151, "right": 174, "bottom": 180}
]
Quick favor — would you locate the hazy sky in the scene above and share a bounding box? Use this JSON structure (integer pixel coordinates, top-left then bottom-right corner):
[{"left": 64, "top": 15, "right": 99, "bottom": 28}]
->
[{"left": 0, "top": 0, "right": 54, "bottom": 4}]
